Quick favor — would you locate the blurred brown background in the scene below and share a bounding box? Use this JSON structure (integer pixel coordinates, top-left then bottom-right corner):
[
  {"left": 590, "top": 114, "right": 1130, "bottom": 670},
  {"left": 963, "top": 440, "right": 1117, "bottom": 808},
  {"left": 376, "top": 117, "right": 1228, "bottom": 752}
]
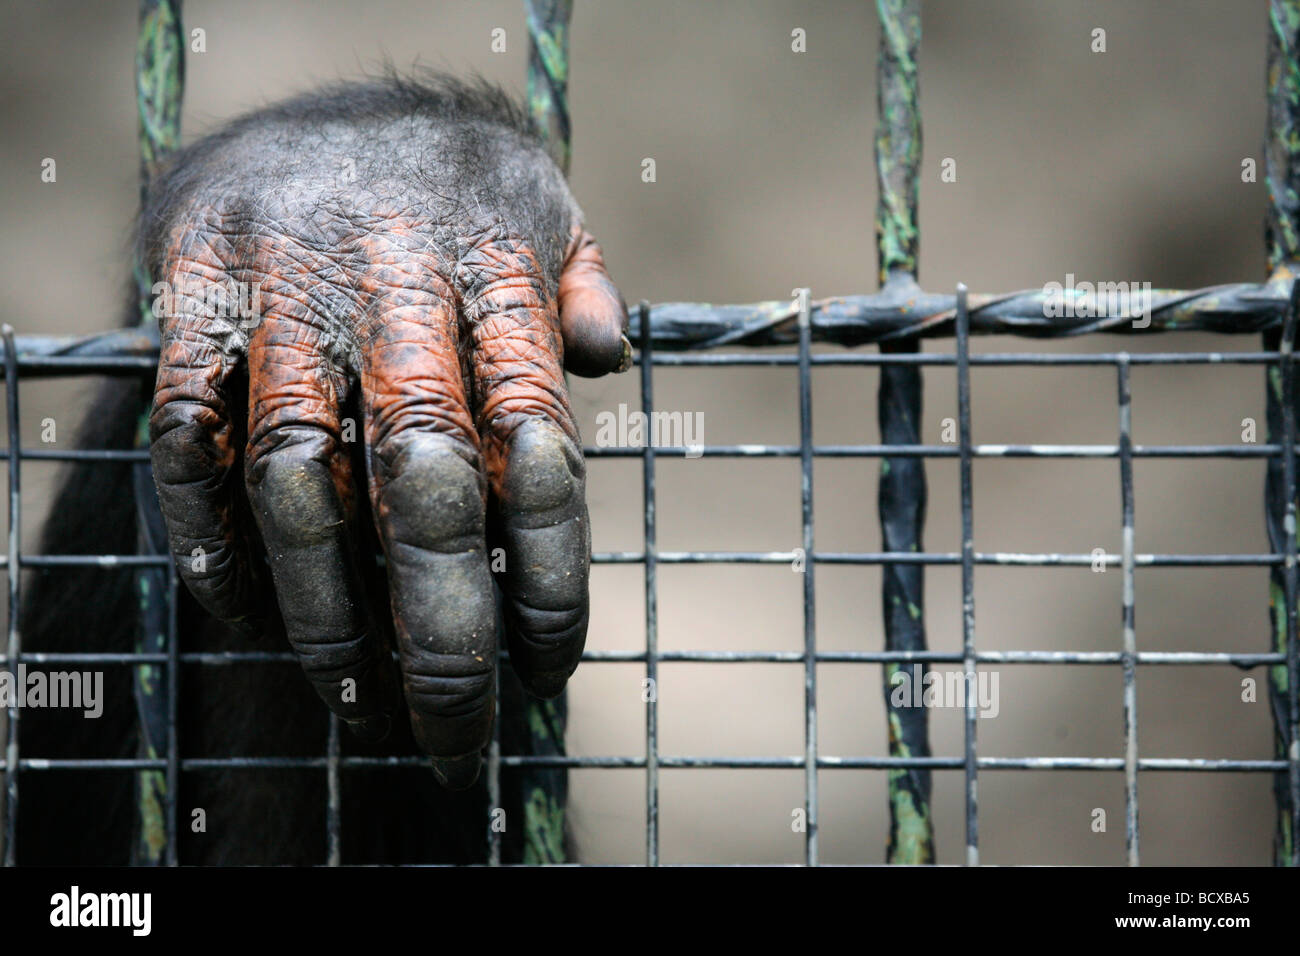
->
[{"left": 0, "top": 0, "right": 1280, "bottom": 863}]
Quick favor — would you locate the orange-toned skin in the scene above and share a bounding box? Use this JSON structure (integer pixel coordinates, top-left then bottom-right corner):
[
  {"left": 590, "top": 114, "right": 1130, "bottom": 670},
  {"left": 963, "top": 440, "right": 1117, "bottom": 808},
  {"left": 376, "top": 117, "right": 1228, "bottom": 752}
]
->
[{"left": 150, "top": 193, "right": 627, "bottom": 786}]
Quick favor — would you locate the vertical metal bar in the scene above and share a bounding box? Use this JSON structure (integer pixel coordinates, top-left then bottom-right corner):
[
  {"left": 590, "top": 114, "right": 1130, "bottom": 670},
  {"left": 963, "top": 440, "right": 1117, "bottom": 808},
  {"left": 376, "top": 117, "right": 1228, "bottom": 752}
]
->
[
  {"left": 1278, "top": 281, "right": 1300, "bottom": 869},
  {"left": 132, "top": 0, "right": 184, "bottom": 866},
  {"left": 955, "top": 285, "right": 977, "bottom": 866},
  {"left": 520, "top": 0, "right": 573, "bottom": 863},
  {"left": 525, "top": 0, "right": 573, "bottom": 175},
  {"left": 796, "top": 288, "right": 818, "bottom": 865},
  {"left": 639, "top": 301, "right": 659, "bottom": 867},
  {"left": 874, "top": 0, "right": 934, "bottom": 863},
  {"left": 2, "top": 326, "right": 20, "bottom": 867},
  {"left": 488, "top": 668, "right": 501, "bottom": 866},
  {"left": 165, "top": 558, "right": 179, "bottom": 865},
  {"left": 326, "top": 714, "right": 341, "bottom": 865},
  {"left": 134, "top": 0, "right": 185, "bottom": 321},
  {"left": 131, "top": 412, "right": 173, "bottom": 866},
  {"left": 1117, "top": 355, "right": 1139, "bottom": 865},
  {"left": 1267, "top": 0, "right": 1300, "bottom": 275},
  {"left": 874, "top": 0, "right": 921, "bottom": 283},
  {"left": 1264, "top": 0, "right": 1300, "bottom": 866}
]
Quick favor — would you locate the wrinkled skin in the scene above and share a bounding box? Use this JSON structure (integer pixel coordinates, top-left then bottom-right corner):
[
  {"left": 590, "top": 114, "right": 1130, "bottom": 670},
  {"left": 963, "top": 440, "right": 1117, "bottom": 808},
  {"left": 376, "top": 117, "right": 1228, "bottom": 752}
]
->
[{"left": 144, "top": 76, "right": 628, "bottom": 790}]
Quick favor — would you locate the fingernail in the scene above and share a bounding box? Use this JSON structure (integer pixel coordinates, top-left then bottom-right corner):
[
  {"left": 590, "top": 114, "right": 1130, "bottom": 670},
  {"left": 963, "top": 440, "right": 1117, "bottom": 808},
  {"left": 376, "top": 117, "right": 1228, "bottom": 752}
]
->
[
  {"left": 430, "top": 752, "right": 482, "bottom": 791},
  {"left": 345, "top": 713, "right": 391, "bottom": 743},
  {"left": 615, "top": 334, "right": 633, "bottom": 373}
]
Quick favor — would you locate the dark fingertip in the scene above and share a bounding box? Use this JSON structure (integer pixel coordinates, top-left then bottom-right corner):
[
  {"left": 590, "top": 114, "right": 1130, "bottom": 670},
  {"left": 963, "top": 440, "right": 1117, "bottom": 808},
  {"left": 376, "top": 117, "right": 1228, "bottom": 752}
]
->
[
  {"left": 561, "top": 281, "right": 630, "bottom": 378},
  {"left": 345, "top": 713, "right": 392, "bottom": 743},
  {"left": 564, "top": 319, "right": 628, "bottom": 378},
  {"left": 522, "top": 670, "right": 572, "bottom": 700},
  {"left": 249, "top": 608, "right": 280, "bottom": 641},
  {"left": 230, "top": 620, "right": 262, "bottom": 641},
  {"left": 229, "top": 611, "right": 273, "bottom": 641},
  {"left": 431, "top": 752, "right": 483, "bottom": 791}
]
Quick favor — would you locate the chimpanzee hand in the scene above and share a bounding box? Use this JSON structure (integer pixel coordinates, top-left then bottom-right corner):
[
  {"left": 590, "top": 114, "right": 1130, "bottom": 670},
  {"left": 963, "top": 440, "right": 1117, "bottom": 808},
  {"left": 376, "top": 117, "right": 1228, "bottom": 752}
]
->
[{"left": 145, "top": 77, "right": 628, "bottom": 788}]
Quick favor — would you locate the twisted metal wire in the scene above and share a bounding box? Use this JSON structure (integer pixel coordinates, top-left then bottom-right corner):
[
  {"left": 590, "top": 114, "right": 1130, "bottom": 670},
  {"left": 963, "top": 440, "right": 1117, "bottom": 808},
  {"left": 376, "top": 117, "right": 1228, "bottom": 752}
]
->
[{"left": 17, "top": 279, "right": 1293, "bottom": 375}]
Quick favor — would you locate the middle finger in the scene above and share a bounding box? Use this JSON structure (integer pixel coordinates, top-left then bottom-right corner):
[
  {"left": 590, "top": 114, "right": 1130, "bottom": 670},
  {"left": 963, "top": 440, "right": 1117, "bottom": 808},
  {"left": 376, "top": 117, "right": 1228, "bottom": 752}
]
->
[{"left": 361, "top": 286, "right": 496, "bottom": 789}]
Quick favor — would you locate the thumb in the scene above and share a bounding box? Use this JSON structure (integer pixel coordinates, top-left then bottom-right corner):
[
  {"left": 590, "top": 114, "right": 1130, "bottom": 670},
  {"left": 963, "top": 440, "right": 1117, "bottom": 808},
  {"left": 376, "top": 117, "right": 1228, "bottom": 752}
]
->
[{"left": 558, "top": 228, "right": 631, "bottom": 377}]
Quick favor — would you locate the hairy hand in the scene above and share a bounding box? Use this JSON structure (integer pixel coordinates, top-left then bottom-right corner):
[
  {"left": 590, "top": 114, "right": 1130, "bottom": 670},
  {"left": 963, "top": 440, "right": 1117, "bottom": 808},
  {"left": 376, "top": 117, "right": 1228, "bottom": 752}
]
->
[{"left": 145, "top": 76, "right": 628, "bottom": 788}]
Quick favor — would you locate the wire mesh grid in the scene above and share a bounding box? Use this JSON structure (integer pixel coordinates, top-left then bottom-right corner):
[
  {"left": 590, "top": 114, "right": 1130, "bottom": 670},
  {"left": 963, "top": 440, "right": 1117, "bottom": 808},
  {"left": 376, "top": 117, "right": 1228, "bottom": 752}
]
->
[
  {"left": 2, "top": 289, "right": 1300, "bottom": 866},
  {"left": 3, "top": 0, "right": 1300, "bottom": 866}
]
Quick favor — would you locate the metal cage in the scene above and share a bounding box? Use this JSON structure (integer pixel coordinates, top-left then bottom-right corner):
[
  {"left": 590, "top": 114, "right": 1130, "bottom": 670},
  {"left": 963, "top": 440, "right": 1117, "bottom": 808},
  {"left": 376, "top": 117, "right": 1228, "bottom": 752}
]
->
[{"left": 2, "top": 0, "right": 1299, "bottom": 866}]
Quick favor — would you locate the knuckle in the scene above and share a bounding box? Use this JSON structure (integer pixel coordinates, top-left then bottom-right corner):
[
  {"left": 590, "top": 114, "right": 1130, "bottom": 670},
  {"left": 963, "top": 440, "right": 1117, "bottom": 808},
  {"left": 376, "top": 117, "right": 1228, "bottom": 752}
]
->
[
  {"left": 376, "top": 433, "right": 484, "bottom": 547},
  {"left": 403, "top": 664, "right": 494, "bottom": 722},
  {"left": 508, "top": 602, "right": 587, "bottom": 645},
  {"left": 149, "top": 403, "right": 234, "bottom": 484},
  {"left": 176, "top": 537, "right": 235, "bottom": 585},
  {"left": 248, "top": 417, "right": 338, "bottom": 465},
  {"left": 365, "top": 393, "right": 475, "bottom": 453},
  {"left": 246, "top": 431, "right": 343, "bottom": 546},
  {"left": 496, "top": 418, "right": 584, "bottom": 513},
  {"left": 290, "top": 631, "right": 370, "bottom": 682},
  {"left": 173, "top": 541, "right": 254, "bottom": 622}
]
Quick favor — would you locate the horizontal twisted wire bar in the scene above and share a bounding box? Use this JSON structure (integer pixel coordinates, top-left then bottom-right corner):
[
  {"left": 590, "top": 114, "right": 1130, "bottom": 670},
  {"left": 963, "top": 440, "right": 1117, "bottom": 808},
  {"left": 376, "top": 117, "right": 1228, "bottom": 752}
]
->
[
  {"left": 633, "top": 280, "right": 1294, "bottom": 349},
  {"left": 8, "top": 279, "right": 1294, "bottom": 369}
]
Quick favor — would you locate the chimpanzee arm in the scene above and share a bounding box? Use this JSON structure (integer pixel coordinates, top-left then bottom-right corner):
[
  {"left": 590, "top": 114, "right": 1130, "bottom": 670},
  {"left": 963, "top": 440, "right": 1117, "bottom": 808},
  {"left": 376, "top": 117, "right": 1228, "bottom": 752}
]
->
[{"left": 141, "top": 74, "right": 628, "bottom": 789}]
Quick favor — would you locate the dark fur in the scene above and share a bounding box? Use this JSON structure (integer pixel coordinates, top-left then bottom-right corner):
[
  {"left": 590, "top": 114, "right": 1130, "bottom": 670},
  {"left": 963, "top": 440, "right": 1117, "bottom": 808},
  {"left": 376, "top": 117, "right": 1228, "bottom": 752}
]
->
[
  {"left": 138, "top": 70, "right": 575, "bottom": 301},
  {"left": 16, "top": 73, "right": 569, "bottom": 865}
]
